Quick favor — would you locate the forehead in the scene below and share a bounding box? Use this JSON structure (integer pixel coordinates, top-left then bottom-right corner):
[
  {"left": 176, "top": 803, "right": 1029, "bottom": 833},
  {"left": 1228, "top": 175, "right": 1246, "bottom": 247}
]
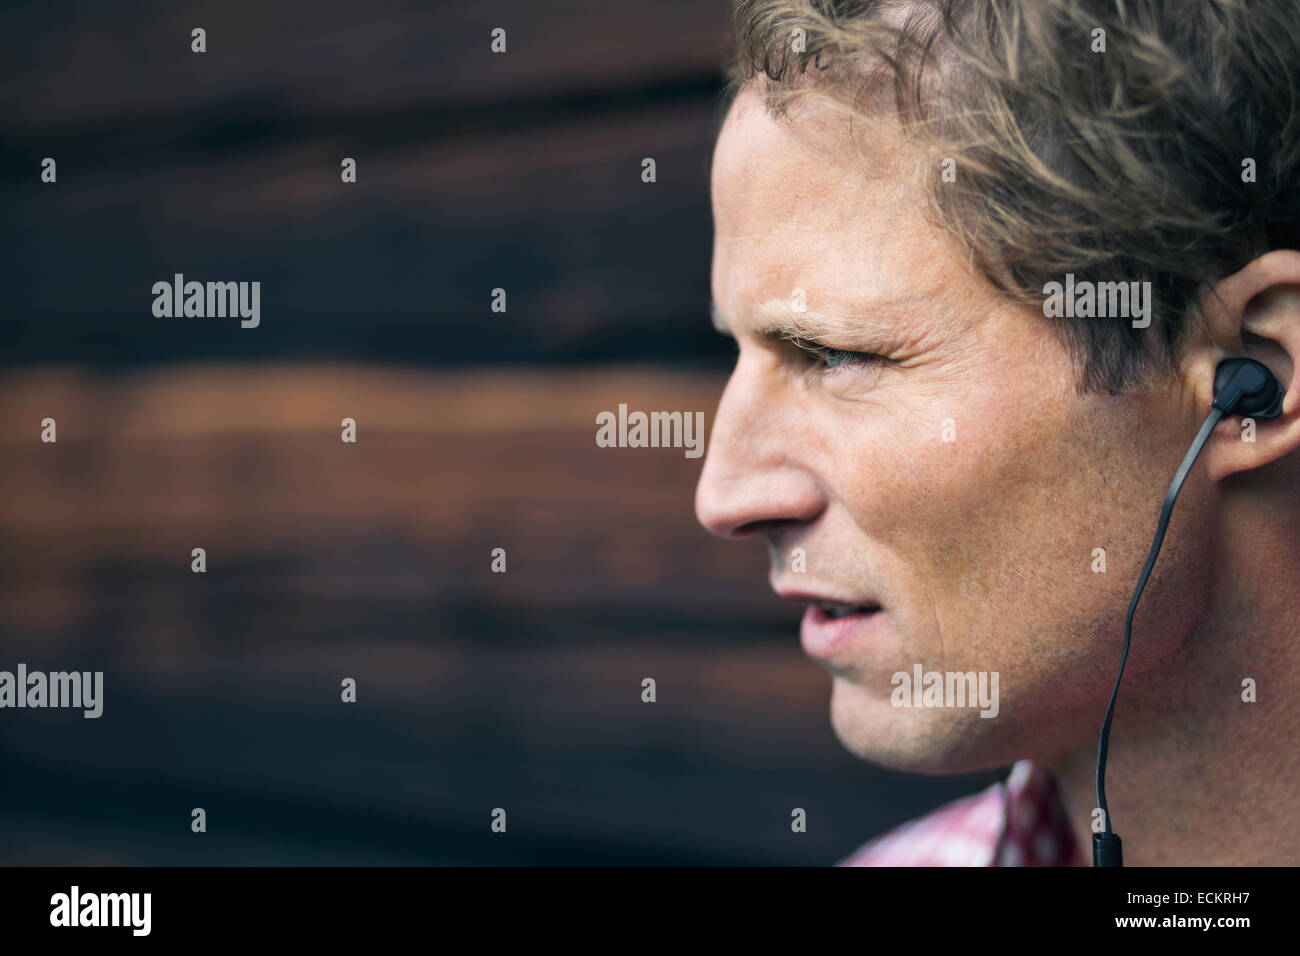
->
[
  {"left": 712, "top": 86, "right": 916, "bottom": 233},
  {"left": 710, "top": 84, "right": 985, "bottom": 333}
]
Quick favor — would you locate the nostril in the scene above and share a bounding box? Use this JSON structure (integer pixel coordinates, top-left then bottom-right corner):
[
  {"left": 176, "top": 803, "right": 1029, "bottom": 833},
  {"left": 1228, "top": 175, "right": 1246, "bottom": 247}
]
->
[
  {"left": 696, "top": 462, "right": 827, "bottom": 541},
  {"left": 732, "top": 517, "right": 800, "bottom": 539}
]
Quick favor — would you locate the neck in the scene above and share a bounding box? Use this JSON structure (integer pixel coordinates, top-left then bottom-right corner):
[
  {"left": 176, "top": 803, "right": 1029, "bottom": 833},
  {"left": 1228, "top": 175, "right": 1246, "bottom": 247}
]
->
[{"left": 1051, "top": 519, "right": 1300, "bottom": 866}]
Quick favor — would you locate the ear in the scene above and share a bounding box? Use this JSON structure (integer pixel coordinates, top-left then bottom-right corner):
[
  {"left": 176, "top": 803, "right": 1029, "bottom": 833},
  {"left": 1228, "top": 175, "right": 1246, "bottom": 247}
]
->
[{"left": 1196, "top": 250, "right": 1300, "bottom": 483}]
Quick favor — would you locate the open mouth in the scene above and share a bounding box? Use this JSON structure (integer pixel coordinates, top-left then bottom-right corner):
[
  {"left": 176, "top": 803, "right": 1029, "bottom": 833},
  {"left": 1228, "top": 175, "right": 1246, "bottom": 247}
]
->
[
  {"left": 801, "top": 599, "right": 888, "bottom": 658},
  {"left": 813, "top": 600, "right": 882, "bottom": 620}
]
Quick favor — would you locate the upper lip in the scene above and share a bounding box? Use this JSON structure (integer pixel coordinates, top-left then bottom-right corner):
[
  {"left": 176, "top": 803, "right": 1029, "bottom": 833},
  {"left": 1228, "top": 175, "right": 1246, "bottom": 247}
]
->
[{"left": 771, "top": 581, "right": 881, "bottom": 609}]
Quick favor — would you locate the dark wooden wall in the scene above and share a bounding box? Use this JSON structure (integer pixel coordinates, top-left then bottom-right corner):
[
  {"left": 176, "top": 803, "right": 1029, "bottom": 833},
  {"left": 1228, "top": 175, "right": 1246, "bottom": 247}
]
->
[
  {"left": 0, "top": 1, "right": 1000, "bottom": 865},
  {"left": 1, "top": 0, "right": 732, "bottom": 367}
]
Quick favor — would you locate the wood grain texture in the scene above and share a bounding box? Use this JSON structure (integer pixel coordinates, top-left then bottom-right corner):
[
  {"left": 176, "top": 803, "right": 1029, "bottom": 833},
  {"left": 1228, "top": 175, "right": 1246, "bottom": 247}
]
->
[
  {"left": 0, "top": 1, "right": 733, "bottom": 367},
  {"left": 0, "top": 365, "right": 1000, "bottom": 863}
]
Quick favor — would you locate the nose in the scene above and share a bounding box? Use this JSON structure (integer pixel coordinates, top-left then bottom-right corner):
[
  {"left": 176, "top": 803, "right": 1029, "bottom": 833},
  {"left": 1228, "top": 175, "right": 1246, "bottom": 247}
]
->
[{"left": 694, "top": 359, "right": 825, "bottom": 540}]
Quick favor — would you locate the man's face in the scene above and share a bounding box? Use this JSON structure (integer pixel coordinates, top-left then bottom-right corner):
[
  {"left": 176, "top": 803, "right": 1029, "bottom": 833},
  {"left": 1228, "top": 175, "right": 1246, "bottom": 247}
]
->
[{"left": 697, "top": 84, "right": 1215, "bottom": 772}]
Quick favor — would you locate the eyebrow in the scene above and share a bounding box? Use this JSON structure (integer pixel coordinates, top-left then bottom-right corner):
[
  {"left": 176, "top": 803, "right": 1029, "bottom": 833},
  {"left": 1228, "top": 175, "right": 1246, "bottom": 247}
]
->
[
  {"left": 711, "top": 297, "right": 908, "bottom": 344},
  {"left": 710, "top": 300, "right": 832, "bottom": 337}
]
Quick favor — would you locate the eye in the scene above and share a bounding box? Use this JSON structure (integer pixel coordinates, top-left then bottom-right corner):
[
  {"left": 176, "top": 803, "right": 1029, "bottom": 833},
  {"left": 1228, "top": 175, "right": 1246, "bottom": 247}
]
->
[
  {"left": 788, "top": 337, "right": 887, "bottom": 373},
  {"left": 814, "top": 346, "right": 880, "bottom": 370}
]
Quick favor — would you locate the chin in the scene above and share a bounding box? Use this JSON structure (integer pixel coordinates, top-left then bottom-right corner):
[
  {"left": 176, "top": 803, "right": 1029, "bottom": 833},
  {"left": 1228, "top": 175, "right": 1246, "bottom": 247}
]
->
[{"left": 826, "top": 676, "right": 1012, "bottom": 774}]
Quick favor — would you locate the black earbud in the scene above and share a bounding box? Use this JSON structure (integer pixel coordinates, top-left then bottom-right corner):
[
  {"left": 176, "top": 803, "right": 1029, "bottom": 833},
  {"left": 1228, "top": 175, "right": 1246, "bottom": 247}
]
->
[
  {"left": 1094, "top": 355, "right": 1284, "bottom": 867},
  {"left": 1212, "top": 357, "right": 1285, "bottom": 420}
]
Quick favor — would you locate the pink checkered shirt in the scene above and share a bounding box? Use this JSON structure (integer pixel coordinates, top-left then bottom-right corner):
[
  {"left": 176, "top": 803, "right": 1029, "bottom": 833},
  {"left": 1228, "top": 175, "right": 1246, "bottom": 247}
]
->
[{"left": 837, "top": 760, "right": 1085, "bottom": 866}]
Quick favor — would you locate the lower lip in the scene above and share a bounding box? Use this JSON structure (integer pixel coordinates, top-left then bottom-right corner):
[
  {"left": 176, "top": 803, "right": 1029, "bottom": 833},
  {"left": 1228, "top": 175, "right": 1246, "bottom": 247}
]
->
[{"left": 800, "top": 603, "right": 887, "bottom": 658}]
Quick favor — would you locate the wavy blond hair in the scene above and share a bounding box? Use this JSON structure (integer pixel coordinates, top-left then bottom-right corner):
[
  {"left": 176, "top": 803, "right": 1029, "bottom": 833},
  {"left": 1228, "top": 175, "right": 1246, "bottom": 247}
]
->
[{"left": 728, "top": 0, "right": 1300, "bottom": 393}]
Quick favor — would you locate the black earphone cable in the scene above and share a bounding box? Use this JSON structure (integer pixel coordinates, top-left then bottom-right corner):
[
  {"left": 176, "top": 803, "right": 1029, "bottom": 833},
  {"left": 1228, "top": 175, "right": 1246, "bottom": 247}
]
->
[{"left": 1093, "top": 405, "right": 1225, "bottom": 866}]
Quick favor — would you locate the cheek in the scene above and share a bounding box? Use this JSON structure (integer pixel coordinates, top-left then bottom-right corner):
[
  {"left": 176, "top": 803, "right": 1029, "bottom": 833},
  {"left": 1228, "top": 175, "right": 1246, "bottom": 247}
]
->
[
  {"left": 833, "top": 399, "right": 1130, "bottom": 665},
  {"left": 841, "top": 403, "right": 1020, "bottom": 593},
  {"left": 839, "top": 395, "right": 1207, "bottom": 693}
]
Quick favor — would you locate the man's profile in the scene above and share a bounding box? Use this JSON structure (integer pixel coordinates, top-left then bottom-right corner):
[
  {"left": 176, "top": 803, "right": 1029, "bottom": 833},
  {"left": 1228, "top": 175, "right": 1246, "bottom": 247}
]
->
[{"left": 696, "top": 0, "right": 1300, "bottom": 866}]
